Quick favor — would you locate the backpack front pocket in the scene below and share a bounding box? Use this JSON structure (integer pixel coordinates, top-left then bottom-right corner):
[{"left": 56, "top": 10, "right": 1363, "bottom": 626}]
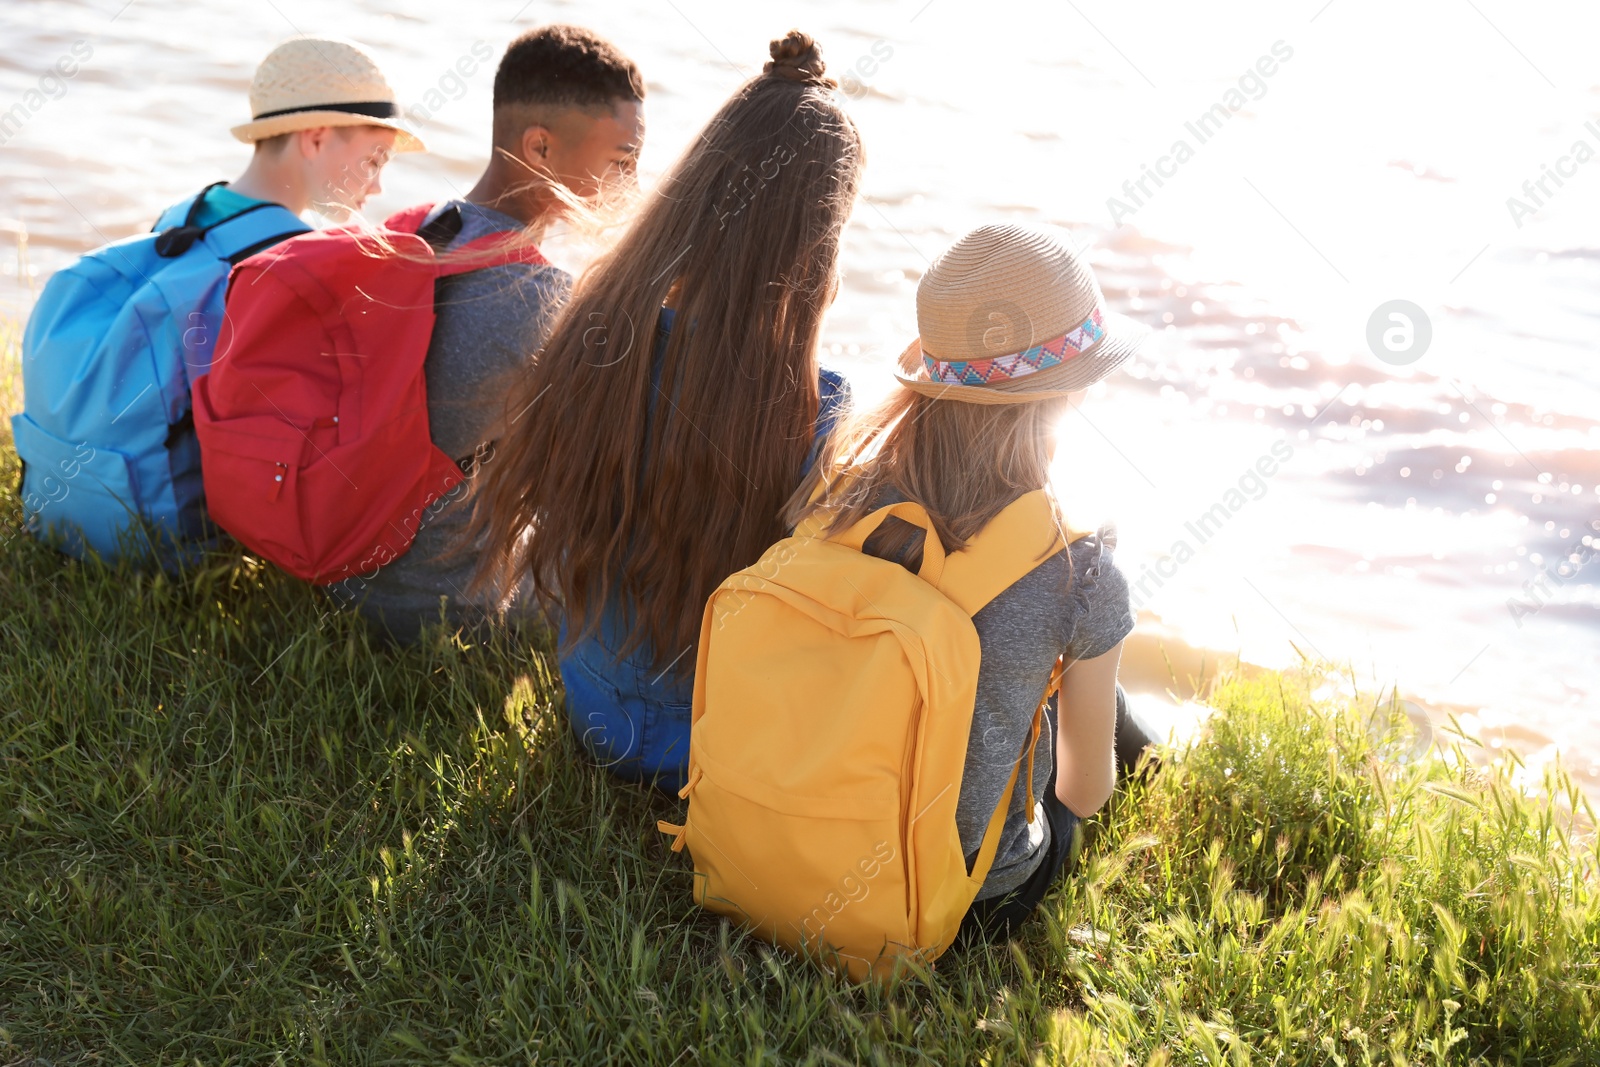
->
[{"left": 190, "top": 410, "right": 311, "bottom": 573}]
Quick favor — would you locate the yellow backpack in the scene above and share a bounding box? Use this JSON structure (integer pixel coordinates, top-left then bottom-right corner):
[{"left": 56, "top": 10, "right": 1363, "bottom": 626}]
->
[{"left": 658, "top": 489, "right": 1084, "bottom": 981}]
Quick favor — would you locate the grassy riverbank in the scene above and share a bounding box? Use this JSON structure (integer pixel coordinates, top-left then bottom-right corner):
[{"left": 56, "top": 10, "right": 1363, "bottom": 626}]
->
[{"left": 1, "top": 335, "right": 1597, "bottom": 1063}]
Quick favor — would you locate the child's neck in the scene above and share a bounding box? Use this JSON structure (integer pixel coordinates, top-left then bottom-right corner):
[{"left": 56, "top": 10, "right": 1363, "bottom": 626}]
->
[
  {"left": 465, "top": 162, "right": 556, "bottom": 240},
  {"left": 227, "top": 153, "right": 310, "bottom": 216}
]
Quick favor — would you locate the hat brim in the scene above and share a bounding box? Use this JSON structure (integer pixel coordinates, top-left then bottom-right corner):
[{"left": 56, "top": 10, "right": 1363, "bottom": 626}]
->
[
  {"left": 230, "top": 111, "right": 425, "bottom": 153},
  {"left": 893, "top": 310, "right": 1148, "bottom": 405}
]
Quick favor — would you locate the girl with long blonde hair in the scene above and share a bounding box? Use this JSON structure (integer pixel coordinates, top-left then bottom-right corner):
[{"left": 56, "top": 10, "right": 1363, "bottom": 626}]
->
[{"left": 788, "top": 223, "right": 1155, "bottom": 939}]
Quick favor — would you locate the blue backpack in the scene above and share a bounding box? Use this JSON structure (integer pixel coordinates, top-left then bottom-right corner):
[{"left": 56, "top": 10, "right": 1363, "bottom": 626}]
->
[{"left": 11, "top": 182, "right": 307, "bottom": 564}]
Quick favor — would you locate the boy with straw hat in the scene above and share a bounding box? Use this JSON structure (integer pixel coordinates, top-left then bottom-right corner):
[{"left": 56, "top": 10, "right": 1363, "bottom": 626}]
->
[
  {"left": 222, "top": 35, "right": 422, "bottom": 224},
  {"left": 10, "top": 36, "right": 417, "bottom": 567}
]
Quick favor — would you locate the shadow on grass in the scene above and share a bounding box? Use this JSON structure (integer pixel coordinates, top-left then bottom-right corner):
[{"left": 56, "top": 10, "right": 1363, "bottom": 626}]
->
[{"left": 0, "top": 416, "right": 1596, "bottom": 1064}]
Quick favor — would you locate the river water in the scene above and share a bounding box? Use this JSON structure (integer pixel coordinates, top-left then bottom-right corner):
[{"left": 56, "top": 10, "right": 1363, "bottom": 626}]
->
[{"left": 3, "top": 0, "right": 1597, "bottom": 791}]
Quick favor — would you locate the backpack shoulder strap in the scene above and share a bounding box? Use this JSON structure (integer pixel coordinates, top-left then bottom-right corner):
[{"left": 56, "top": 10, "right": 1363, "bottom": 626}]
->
[
  {"left": 415, "top": 202, "right": 464, "bottom": 249},
  {"left": 149, "top": 182, "right": 308, "bottom": 262},
  {"left": 435, "top": 231, "right": 549, "bottom": 276},
  {"left": 969, "top": 695, "right": 1048, "bottom": 885},
  {"left": 386, "top": 200, "right": 548, "bottom": 275},
  {"left": 385, "top": 202, "right": 439, "bottom": 235},
  {"left": 202, "top": 203, "right": 311, "bottom": 264},
  {"left": 151, "top": 182, "right": 223, "bottom": 234},
  {"left": 937, "top": 489, "right": 1094, "bottom": 618},
  {"left": 944, "top": 491, "right": 1089, "bottom": 873}
]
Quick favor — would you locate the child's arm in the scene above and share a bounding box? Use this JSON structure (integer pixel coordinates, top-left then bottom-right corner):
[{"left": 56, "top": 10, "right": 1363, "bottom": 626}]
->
[{"left": 1054, "top": 641, "right": 1123, "bottom": 818}]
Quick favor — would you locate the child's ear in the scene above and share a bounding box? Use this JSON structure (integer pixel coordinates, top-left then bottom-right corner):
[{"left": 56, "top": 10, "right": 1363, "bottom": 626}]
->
[
  {"left": 297, "top": 126, "right": 334, "bottom": 158},
  {"left": 518, "top": 124, "right": 552, "bottom": 168}
]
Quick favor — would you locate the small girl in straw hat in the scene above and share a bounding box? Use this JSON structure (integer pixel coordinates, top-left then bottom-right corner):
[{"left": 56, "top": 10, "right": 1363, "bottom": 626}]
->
[{"left": 786, "top": 222, "right": 1157, "bottom": 940}]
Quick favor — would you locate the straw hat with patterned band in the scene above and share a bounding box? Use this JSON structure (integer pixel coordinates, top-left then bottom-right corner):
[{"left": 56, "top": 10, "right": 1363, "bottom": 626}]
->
[
  {"left": 230, "top": 37, "right": 425, "bottom": 153},
  {"left": 894, "top": 224, "right": 1146, "bottom": 405}
]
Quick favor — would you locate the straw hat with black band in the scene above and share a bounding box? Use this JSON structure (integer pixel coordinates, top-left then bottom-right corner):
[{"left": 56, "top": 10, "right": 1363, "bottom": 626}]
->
[
  {"left": 230, "top": 37, "right": 425, "bottom": 153},
  {"left": 894, "top": 224, "right": 1146, "bottom": 404}
]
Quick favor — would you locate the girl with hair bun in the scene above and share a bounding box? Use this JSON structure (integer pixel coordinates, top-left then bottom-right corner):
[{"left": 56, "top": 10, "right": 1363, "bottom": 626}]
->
[{"left": 472, "top": 31, "right": 864, "bottom": 792}]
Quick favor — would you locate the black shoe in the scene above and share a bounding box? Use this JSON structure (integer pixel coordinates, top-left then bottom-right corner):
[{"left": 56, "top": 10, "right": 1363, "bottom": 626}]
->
[{"left": 1113, "top": 683, "right": 1162, "bottom": 780}]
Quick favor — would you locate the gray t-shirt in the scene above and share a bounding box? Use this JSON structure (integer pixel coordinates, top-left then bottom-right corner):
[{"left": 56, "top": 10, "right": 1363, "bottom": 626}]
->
[
  {"left": 962, "top": 526, "right": 1134, "bottom": 899},
  {"left": 341, "top": 201, "right": 571, "bottom": 638}
]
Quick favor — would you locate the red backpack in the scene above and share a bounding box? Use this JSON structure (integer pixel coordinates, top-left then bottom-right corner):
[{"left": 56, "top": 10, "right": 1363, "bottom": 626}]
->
[{"left": 192, "top": 204, "right": 547, "bottom": 583}]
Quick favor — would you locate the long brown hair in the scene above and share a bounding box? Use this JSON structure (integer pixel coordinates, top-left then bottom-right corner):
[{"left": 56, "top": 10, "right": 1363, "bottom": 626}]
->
[
  {"left": 786, "top": 388, "right": 1074, "bottom": 572},
  {"left": 471, "top": 30, "right": 864, "bottom": 671}
]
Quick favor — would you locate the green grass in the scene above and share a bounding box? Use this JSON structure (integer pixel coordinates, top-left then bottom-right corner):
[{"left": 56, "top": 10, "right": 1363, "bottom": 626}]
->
[{"left": 2, "top": 329, "right": 1598, "bottom": 1064}]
